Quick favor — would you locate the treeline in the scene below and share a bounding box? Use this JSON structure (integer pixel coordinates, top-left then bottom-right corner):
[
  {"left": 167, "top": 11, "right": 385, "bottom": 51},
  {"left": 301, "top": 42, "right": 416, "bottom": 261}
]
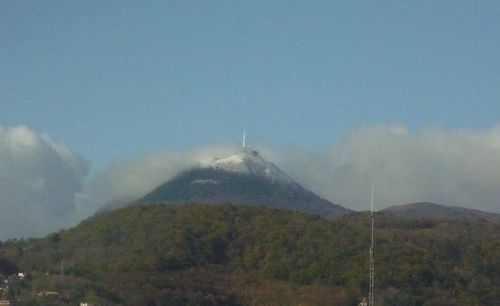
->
[{"left": 1, "top": 203, "right": 499, "bottom": 305}]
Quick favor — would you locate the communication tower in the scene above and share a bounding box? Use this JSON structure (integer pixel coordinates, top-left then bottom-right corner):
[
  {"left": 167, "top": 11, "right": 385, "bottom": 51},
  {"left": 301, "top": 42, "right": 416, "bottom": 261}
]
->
[{"left": 369, "top": 185, "right": 375, "bottom": 306}]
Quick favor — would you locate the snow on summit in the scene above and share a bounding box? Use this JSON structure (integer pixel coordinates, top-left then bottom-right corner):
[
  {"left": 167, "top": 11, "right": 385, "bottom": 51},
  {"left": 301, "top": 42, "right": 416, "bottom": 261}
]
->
[
  {"left": 200, "top": 148, "right": 292, "bottom": 184},
  {"left": 202, "top": 152, "right": 247, "bottom": 173}
]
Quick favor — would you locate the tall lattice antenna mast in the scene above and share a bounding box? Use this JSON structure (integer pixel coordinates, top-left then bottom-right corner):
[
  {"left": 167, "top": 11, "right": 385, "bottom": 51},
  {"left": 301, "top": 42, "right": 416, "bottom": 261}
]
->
[{"left": 369, "top": 185, "right": 375, "bottom": 306}]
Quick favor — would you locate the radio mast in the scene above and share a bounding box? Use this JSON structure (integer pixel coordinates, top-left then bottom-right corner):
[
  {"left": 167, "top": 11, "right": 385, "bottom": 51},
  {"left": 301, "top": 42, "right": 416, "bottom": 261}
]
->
[{"left": 369, "top": 185, "right": 375, "bottom": 306}]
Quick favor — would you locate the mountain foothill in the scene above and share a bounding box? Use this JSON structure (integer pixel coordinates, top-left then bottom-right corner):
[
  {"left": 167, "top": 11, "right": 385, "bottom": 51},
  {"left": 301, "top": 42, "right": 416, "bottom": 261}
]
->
[{"left": 1, "top": 149, "right": 499, "bottom": 305}]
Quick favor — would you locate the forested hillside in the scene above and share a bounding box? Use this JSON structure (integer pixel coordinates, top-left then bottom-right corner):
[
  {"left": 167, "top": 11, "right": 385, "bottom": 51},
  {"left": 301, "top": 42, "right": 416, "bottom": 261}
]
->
[{"left": 1, "top": 204, "right": 499, "bottom": 305}]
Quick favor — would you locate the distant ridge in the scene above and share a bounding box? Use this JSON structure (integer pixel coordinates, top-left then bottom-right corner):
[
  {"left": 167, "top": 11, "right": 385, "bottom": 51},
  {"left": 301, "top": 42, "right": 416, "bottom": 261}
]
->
[
  {"left": 383, "top": 202, "right": 500, "bottom": 222},
  {"left": 136, "top": 148, "right": 351, "bottom": 218}
]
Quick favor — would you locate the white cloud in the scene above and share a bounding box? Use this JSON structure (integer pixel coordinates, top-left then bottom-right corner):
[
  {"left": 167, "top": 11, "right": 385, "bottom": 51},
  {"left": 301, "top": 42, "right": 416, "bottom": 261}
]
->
[
  {"left": 3, "top": 124, "right": 500, "bottom": 240},
  {"left": 269, "top": 125, "right": 500, "bottom": 213},
  {"left": 77, "top": 124, "right": 500, "bottom": 216},
  {"left": 0, "top": 126, "right": 89, "bottom": 240},
  {"left": 74, "top": 144, "right": 237, "bottom": 218}
]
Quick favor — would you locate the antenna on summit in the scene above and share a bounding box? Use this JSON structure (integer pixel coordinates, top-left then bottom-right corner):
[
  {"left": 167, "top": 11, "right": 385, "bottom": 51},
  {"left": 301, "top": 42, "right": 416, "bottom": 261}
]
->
[{"left": 242, "top": 129, "right": 246, "bottom": 150}]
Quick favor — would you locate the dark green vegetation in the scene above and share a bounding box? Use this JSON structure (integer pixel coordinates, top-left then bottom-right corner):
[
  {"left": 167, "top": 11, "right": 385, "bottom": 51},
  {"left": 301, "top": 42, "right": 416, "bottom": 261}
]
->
[
  {"left": 135, "top": 167, "right": 351, "bottom": 217},
  {"left": 383, "top": 202, "right": 500, "bottom": 222},
  {"left": 1, "top": 204, "right": 499, "bottom": 305}
]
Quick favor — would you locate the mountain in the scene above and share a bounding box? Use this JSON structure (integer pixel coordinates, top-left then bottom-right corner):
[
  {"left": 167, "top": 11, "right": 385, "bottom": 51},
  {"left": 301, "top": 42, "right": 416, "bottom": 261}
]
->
[
  {"left": 383, "top": 202, "right": 500, "bottom": 222},
  {"left": 2, "top": 204, "right": 500, "bottom": 305},
  {"left": 136, "top": 148, "right": 351, "bottom": 217}
]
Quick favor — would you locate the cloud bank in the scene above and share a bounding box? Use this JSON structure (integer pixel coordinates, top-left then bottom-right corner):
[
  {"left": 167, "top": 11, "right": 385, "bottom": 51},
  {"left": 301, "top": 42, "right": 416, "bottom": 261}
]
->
[
  {"left": 0, "top": 126, "right": 88, "bottom": 240},
  {"left": 78, "top": 124, "right": 500, "bottom": 214},
  {"left": 2, "top": 124, "right": 500, "bottom": 240},
  {"left": 75, "top": 144, "right": 236, "bottom": 217},
  {"left": 268, "top": 125, "right": 500, "bottom": 212}
]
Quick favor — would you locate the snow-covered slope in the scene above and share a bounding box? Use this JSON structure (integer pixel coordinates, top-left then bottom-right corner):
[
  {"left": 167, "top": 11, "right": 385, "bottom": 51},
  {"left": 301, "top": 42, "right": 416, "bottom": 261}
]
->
[
  {"left": 200, "top": 148, "right": 292, "bottom": 184},
  {"left": 135, "top": 148, "right": 352, "bottom": 218}
]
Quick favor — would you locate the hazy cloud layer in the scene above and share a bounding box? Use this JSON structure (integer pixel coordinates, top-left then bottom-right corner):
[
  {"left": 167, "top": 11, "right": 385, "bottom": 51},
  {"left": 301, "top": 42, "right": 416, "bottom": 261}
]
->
[
  {"left": 75, "top": 144, "right": 237, "bottom": 218},
  {"left": 79, "top": 124, "right": 500, "bottom": 215},
  {"left": 3, "top": 124, "right": 500, "bottom": 240},
  {"left": 0, "top": 126, "right": 88, "bottom": 240},
  {"left": 267, "top": 125, "right": 500, "bottom": 212}
]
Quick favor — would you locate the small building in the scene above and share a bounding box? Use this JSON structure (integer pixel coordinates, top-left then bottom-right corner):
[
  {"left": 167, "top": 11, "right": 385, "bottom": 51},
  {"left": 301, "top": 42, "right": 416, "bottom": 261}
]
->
[{"left": 358, "top": 298, "right": 368, "bottom": 306}]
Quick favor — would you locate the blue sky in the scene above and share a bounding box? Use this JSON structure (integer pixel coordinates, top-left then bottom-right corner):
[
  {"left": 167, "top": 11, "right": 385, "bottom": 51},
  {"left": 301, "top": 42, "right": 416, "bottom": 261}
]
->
[
  {"left": 2, "top": 1, "right": 500, "bottom": 238},
  {"left": 1, "top": 1, "right": 500, "bottom": 170}
]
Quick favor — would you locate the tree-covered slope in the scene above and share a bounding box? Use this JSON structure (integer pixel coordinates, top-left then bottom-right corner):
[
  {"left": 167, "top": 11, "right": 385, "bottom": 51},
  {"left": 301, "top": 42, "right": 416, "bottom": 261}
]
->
[
  {"left": 1, "top": 204, "right": 499, "bottom": 305},
  {"left": 383, "top": 202, "right": 500, "bottom": 222}
]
